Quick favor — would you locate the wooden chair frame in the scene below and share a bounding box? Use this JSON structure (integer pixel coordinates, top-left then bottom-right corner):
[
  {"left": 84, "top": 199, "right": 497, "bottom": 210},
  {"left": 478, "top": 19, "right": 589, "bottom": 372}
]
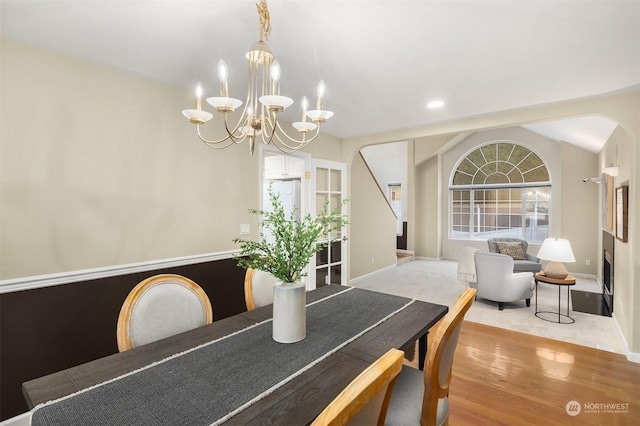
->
[
  {"left": 420, "top": 288, "right": 476, "bottom": 426},
  {"left": 311, "top": 348, "right": 404, "bottom": 426},
  {"left": 116, "top": 274, "right": 213, "bottom": 352},
  {"left": 244, "top": 268, "right": 257, "bottom": 311}
]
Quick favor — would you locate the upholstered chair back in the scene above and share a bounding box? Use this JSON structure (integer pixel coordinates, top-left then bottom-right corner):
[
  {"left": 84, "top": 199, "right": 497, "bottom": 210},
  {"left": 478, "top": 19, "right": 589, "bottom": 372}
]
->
[
  {"left": 244, "top": 268, "right": 279, "bottom": 311},
  {"left": 383, "top": 288, "right": 476, "bottom": 426},
  {"left": 474, "top": 252, "right": 534, "bottom": 310},
  {"left": 117, "top": 274, "right": 213, "bottom": 352},
  {"left": 487, "top": 237, "right": 529, "bottom": 255}
]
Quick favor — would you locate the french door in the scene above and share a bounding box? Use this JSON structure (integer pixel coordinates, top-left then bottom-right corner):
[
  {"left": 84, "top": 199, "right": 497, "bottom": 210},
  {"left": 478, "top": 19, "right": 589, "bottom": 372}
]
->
[{"left": 309, "top": 159, "right": 348, "bottom": 289}]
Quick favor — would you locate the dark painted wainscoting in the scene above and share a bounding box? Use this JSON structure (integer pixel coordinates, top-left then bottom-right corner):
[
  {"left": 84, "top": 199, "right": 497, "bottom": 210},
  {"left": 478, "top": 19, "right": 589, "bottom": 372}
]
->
[{"left": 0, "top": 258, "right": 247, "bottom": 420}]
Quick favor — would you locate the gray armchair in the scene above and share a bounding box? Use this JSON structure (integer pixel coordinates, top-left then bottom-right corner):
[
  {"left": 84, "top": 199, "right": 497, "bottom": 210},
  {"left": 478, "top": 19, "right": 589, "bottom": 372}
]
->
[
  {"left": 473, "top": 252, "right": 534, "bottom": 310},
  {"left": 487, "top": 238, "right": 542, "bottom": 273}
]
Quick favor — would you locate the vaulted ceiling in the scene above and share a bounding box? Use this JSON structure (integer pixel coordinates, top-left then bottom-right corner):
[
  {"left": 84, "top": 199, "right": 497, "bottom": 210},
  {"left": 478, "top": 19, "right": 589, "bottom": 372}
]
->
[{"left": 2, "top": 0, "right": 638, "bottom": 152}]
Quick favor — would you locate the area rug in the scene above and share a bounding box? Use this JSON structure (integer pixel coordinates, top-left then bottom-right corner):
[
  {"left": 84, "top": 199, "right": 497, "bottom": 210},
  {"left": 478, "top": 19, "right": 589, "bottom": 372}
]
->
[{"left": 350, "top": 260, "right": 626, "bottom": 354}]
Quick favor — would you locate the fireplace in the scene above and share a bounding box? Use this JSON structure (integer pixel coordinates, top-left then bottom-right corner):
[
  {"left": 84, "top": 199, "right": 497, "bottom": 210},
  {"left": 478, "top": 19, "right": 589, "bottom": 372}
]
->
[
  {"left": 602, "top": 230, "right": 614, "bottom": 316},
  {"left": 571, "top": 231, "right": 614, "bottom": 317}
]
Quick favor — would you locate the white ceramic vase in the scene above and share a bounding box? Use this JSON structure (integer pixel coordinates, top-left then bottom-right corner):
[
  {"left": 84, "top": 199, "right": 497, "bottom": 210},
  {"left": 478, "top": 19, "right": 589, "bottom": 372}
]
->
[{"left": 272, "top": 281, "right": 306, "bottom": 343}]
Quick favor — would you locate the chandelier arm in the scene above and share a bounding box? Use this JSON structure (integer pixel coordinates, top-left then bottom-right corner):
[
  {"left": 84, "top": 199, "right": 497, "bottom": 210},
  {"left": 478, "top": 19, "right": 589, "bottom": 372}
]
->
[
  {"left": 273, "top": 120, "right": 322, "bottom": 149},
  {"left": 259, "top": 112, "right": 277, "bottom": 140},
  {"left": 195, "top": 124, "right": 234, "bottom": 146},
  {"left": 257, "top": 116, "right": 278, "bottom": 147},
  {"left": 223, "top": 113, "right": 251, "bottom": 144},
  {"left": 202, "top": 140, "right": 237, "bottom": 150}
]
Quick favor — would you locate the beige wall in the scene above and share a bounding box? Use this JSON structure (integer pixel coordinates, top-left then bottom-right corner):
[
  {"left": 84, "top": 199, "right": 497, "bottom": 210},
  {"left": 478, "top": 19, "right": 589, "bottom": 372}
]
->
[
  {"left": 600, "top": 125, "right": 635, "bottom": 353},
  {"left": 0, "top": 38, "right": 341, "bottom": 279},
  {"left": 414, "top": 155, "right": 440, "bottom": 258},
  {"left": 348, "top": 154, "right": 397, "bottom": 278},
  {"left": 560, "top": 141, "right": 599, "bottom": 275}
]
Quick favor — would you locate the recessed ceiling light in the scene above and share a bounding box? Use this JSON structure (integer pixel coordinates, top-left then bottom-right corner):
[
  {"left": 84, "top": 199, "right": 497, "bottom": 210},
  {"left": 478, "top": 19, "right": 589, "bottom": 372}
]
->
[{"left": 427, "top": 101, "right": 445, "bottom": 109}]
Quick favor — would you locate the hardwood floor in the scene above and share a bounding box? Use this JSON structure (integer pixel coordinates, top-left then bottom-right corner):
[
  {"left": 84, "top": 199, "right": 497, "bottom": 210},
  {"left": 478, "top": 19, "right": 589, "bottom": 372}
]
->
[{"left": 447, "top": 321, "right": 640, "bottom": 425}]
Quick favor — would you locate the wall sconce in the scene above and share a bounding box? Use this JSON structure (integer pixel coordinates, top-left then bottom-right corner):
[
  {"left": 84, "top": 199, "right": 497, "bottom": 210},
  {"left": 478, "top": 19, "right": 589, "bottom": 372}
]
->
[
  {"left": 602, "top": 166, "right": 619, "bottom": 176},
  {"left": 582, "top": 177, "right": 601, "bottom": 184}
]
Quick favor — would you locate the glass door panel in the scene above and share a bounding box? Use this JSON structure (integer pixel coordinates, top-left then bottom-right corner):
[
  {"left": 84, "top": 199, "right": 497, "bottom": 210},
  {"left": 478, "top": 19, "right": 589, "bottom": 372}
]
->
[{"left": 310, "top": 159, "right": 347, "bottom": 288}]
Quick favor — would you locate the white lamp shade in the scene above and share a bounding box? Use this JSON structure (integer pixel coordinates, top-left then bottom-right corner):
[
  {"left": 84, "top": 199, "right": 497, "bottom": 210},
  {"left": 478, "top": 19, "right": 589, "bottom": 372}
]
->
[{"left": 537, "top": 238, "right": 576, "bottom": 263}]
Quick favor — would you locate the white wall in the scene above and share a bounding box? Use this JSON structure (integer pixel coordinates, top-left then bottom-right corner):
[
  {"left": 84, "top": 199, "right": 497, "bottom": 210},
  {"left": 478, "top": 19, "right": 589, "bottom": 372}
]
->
[{"left": 360, "top": 141, "right": 408, "bottom": 222}]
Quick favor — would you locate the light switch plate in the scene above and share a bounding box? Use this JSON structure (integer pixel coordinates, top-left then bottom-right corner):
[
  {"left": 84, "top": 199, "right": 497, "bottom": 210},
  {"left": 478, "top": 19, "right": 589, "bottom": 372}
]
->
[{"left": 240, "top": 224, "right": 250, "bottom": 235}]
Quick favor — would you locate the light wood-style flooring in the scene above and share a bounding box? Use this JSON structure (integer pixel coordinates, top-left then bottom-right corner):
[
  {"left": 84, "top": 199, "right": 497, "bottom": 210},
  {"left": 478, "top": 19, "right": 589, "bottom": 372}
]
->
[{"left": 447, "top": 321, "right": 640, "bottom": 425}]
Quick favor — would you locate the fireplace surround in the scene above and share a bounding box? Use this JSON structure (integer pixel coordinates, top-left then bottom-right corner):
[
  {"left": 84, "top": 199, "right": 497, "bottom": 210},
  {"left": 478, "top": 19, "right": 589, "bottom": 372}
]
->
[{"left": 602, "top": 230, "right": 614, "bottom": 316}]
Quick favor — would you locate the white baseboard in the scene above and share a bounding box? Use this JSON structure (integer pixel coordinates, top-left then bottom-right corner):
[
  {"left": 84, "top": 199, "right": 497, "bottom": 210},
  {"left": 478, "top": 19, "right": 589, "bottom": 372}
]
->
[
  {"left": 0, "top": 250, "right": 240, "bottom": 295},
  {"left": 568, "top": 272, "right": 599, "bottom": 281},
  {"left": 349, "top": 264, "right": 397, "bottom": 284},
  {"left": 612, "top": 312, "right": 640, "bottom": 364},
  {"left": 396, "top": 249, "right": 414, "bottom": 255},
  {"left": 414, "top": 256, "right": 443, "bottom": 261}
]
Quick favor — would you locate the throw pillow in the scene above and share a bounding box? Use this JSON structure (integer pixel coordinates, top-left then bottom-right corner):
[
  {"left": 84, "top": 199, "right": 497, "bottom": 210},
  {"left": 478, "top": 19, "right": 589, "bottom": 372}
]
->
[{"left": 495, "top": 242, "right": 526, "bottom": 260}]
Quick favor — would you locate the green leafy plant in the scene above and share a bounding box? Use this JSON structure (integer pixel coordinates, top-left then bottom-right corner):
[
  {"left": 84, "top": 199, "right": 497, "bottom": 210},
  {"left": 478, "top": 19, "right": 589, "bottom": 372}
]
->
[{"left": 233, "top": 183, "right": 348, "bottom": 283}]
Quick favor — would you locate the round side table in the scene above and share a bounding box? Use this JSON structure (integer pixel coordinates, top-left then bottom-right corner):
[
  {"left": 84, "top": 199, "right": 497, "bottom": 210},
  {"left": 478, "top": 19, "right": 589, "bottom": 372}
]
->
[{"left": 534, "top": 273, "right": 576, "bottom": 324}]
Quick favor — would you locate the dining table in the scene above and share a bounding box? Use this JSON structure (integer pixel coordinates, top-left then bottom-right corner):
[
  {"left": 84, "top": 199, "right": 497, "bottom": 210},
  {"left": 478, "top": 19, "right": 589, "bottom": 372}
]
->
[{"left": 23, "top": 284, "right": 448, "bottom": 425}]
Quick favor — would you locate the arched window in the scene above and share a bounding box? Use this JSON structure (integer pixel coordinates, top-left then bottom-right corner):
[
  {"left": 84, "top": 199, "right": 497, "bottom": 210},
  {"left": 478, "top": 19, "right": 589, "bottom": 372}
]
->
[{"left": 450, "top": 142, "right": 550, "bottom": 242}]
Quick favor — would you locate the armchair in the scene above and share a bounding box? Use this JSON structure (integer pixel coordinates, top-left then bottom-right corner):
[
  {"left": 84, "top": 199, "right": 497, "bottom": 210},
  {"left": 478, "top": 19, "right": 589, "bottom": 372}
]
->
[
  {"left": 487, "top": 238, "right": 542, "bottom": 273},
  {"left": 473, "top": 252, "right": 534, "bottom": 310}
]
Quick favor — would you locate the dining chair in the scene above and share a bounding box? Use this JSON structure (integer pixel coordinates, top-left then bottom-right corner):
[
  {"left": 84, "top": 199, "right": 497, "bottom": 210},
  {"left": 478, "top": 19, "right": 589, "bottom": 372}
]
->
[
  {"left": 384, "top": 288, "right": 476, "bottom": 426},
  {"left": 116, "top": 274, "right": 213, "bottom": 352},
  {"left": 311, "top": 348, "right": 405, "bottom": 426},
  {"left": 244, "top": 267, "right": 279, "bottom": 310}
]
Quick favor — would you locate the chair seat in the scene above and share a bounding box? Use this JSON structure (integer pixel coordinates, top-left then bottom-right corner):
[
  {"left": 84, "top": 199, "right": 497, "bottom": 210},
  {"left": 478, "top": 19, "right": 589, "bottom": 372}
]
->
[{"left": 384, "top": 365, "right": 449, "bottom": 426}]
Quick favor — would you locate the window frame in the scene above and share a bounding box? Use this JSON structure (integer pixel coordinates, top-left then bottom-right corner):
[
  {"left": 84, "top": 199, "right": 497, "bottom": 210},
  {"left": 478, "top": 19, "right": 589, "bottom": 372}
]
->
[{"left": 449, "top": 142, "right": 551, "bottom": 243}]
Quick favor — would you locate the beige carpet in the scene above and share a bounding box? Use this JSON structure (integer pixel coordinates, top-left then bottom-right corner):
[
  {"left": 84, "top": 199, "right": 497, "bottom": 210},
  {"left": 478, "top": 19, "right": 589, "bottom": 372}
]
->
[{"left": 350, "top": 259, "right": 626, "bottom": 355}]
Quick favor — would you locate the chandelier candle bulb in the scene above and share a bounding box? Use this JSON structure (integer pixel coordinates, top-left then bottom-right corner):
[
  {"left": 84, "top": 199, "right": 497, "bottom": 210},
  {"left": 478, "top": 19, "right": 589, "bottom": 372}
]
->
[
  {"left": 270, "top": 61, "right": 281, "bottom": 95},
  {"left": 301, "top": 96, "right": 308, "bottom": 122},
  {"left": 195, "top": 83, "right": 203, "bottom": 110},
  {"left": 316, "top": 80, "right": 325, "bottom": 110},
  {"left": 217, "top": 60, "right": 229, "bottom": 98}
]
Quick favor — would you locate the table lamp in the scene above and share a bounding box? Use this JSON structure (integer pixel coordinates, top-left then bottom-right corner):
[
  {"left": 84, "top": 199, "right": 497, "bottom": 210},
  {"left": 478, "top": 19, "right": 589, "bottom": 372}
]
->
[{"left": 537, "top": 238, "right": 576, "bottom": 279}]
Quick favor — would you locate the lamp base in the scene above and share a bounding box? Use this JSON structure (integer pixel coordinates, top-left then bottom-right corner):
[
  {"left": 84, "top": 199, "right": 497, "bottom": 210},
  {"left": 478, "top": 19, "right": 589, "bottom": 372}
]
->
[{"left": 544, "top": 261, "right": 568, "bottom": 279}]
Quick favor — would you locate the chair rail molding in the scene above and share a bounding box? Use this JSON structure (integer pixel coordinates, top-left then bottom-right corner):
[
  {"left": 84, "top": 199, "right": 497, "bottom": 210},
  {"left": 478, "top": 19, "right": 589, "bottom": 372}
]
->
[{"left": 0, "top": 250, "right": 240, "bottom": 295}]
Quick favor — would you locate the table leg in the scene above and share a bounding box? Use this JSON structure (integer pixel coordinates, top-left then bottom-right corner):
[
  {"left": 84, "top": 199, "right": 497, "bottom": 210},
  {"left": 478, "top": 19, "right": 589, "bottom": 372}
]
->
[
  {"left": 558, "top": 284, "right": 561, "bottom": 323},
  {"left": 418, "top": 334, "right": 427, "bottom": 371},
  {"left": 535, "top": 279, "right": 538, "bottom": 315}
]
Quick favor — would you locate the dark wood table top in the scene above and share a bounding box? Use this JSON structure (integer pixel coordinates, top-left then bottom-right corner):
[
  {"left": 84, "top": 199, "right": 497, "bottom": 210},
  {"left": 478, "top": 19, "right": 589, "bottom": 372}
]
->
[{"left": 23, "top": 285, "right": 447, "bottom": 425}]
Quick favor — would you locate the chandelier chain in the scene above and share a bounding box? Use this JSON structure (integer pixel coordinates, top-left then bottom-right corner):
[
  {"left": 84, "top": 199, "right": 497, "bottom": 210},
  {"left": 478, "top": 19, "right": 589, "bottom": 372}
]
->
[{"left": 256, "top": 0, "right": 271, "bottom": 42}]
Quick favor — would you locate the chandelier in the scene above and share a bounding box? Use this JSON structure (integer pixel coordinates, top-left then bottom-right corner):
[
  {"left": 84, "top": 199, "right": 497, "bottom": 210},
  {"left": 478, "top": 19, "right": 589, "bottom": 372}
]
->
[{"left": 182, "top": 0, "right": 333, "bottom": 155}]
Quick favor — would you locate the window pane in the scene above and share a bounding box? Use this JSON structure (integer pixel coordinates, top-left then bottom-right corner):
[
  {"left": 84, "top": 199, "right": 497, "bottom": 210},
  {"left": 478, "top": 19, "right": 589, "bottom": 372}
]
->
[
  {"left": 316, "top": 267, "right": 328, "bottom": 287},
  {"left": 524, "top": 187, "right": 550, "bottom": 242},
  {"left": 316, "top": 246, "right": 328, "bottom": 266},
  {"left": 451, "top": 190, "right": 471, "bottom": 238}
]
